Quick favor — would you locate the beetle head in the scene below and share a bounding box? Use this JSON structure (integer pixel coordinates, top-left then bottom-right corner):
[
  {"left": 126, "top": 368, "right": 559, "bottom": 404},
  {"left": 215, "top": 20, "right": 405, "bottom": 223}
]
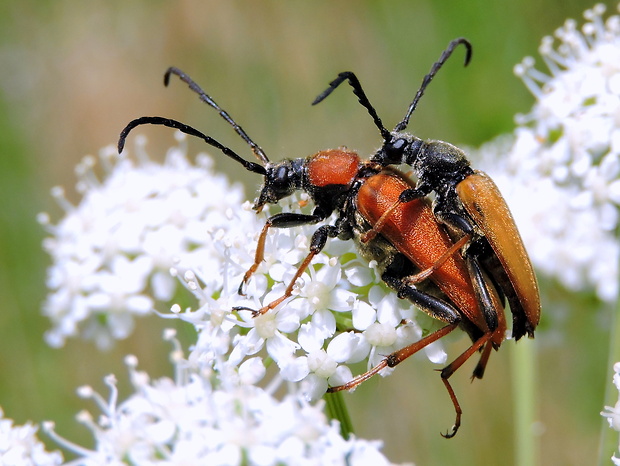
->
[{"left": 253, "top": 159, "right": 305, "bottom": 212}]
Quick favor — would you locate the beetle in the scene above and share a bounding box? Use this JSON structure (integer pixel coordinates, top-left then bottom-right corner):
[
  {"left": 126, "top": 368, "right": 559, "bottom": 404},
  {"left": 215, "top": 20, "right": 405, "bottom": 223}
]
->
[
  {"left": 312, "top": 38, "right": 541, "bottom": 342},
  {"left": 117, "top": 38, "right": 539, "bottom": 437}
]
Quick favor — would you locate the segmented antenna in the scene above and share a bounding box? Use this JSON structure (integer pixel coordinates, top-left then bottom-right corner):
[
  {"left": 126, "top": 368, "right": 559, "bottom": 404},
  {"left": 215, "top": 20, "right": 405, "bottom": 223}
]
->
[
  {"left": 118, "top": 116, "right": 266, "bottom": 175},
  {"left": 394, "top": 38, "right": 472, "bottom": 132},
  {"left": 312, "top": 71, "right": 391, "bottom": 142},
  {"left": 165, "top": 67, "right": 270, "bottom": 164},
  {"left": 311, "top": 38, "right": 472, "bottom": 141}
]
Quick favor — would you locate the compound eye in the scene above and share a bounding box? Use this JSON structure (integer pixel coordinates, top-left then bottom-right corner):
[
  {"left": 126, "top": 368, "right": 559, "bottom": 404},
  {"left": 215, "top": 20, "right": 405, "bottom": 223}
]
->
[
  {"left": 388, "top": 138, "right": 407, "bottom": 152},
  {"left": 273, "top": 165, "right": 290, "bottom": 188}
]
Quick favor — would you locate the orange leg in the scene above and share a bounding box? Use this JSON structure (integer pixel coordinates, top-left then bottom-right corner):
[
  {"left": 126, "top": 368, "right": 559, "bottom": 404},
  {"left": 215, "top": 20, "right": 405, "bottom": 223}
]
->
[
  {"left": 438, "top": 332, "right": 492, "bottom": 437},
  {"left": 470, "top": 340, "right": 494, "bottom": 381},
  {"left": 236, "top": 221, "right": 338, "bottom": 316},
  {"left": 403, "top": 234, "right": 471, "bottom": 285},
  {"left": 329, "top": 323, "right": 496, "bottom": 438},
  {"left": 245, "top": 250, "right": 318, "bottom": 316},
  {"left": 360, "top": 195, "right": 471, "bottom": 285},
  {"left": 238, "top": 222, "right": 271, "bottom": 296},
  {"left": 360, "top": 198, "right": 403, "bottom": 244},
  {"left": 328, "top": 323, "right": 458, "bottom": 393},
  {"left": 241, "top": 232, "right": 470, "bottom": 318}
]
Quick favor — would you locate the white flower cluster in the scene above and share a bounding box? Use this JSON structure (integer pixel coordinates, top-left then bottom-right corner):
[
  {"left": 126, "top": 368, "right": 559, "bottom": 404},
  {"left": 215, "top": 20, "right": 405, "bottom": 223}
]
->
[
  {"left": 602, "top": 362, "right": 620, "bottom": 465},
  {"left": 41, "top": 132, "right": 446, "bottom": 397},
  {"left": 40, "top": 134, "right": 248, "bottom": 349},
  {"left": 179, "top": 216, "right": 446, "bottom": 402},
  {"left": 43, "top": 338, "right": 400, "bottom": 465},
  {"left": 38, "top": 132, "right": 443, "bottom": 462},
  {"left": 0, "top": 408, "right": 62, "bottom": 465},
  {"left": 479, "top": 3, "right": 620, "bottom": 301}
]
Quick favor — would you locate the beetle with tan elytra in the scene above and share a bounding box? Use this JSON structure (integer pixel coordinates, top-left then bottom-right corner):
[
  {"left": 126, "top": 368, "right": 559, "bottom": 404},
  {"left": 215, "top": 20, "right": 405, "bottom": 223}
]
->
[{"left": 118, "top": 38, "right": 540, "bottom": 437}]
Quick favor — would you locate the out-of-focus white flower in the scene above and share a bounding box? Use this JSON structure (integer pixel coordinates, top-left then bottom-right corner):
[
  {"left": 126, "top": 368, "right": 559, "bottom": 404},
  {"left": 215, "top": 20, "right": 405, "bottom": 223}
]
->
[
  {"left": 40, "top": 133, "right": 251, "bottom": 349},
  {"left": 43, "top": 339, "right": 402, "bottom": 465},
  {"left": 0, "top": 408, "right": 63, "bottom": 465},
  {"left": 479, "top": 3, "right": 620, "bottom": 301}
]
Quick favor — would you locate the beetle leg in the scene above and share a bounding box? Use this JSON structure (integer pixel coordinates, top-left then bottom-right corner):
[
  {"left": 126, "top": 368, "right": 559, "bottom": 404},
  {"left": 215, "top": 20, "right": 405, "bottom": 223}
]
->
[
  {"left": 236, "top": 224, "right": 339, "bottom": 316},
  {"left": 436, "top": 330, "right": 497, "bottom": 438},
  {"left": 238, "top": 222, "right": 270, "bottom": 296},
  {"left": 431, "top": 209, "right": 509, "bottom": 379},
  {"left": 359, "top": 198, "right": 403, "bottom": 243},
  {"left": 467, "top": 264, "right": 507, "bottom": 380},
  {"left": 238, "top": 212, "right": 325, "bottom": 296},
  {"left": 434, "top": 209, "right": 476, "bottom": 237},
  {"left": 438, "top": 233, "right": 508, "bottom": 380},
  {"left": 464, "top": 250, "right": 499, "bottom": 331},
  {"left": 471, "top": 338, "right": 494, "bottom": 380},
  {"left": 328, "top": 322, "right": 459, "bottom": 393},
  {"left": 360, "top": 186, "right": 428, "bottom": 243},
  {"left": 403, "top": 234, "right": 471, "bottom": 284},
  {"left": 329, "top": 262, "right": 475, "bottom": 436},
  {"left": 431, "top": 210, "right": 504, "bottom": 333},
  {"left": 327, "top": 308, "right": 467, "bottom": 438},
  {"left": 440, "top": 377, "right": 463, "bottom": 438},
  {"left": 243, "top": 249, "right": 318, "bottom": 316}
]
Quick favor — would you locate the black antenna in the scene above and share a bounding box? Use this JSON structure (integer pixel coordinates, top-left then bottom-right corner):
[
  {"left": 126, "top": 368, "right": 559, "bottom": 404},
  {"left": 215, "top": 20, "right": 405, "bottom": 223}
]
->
[
  {"left": 118, "top": 116, "right": 266, "bottom": 175},
  {"left": 312, "top": 71, "right": 391, "bottom": 142},
  {"left": 164, "top": 67, "right": 270, "bottom": 164},
  {"left": 394, "top": 38, "right": 472, "bottom": 132}
]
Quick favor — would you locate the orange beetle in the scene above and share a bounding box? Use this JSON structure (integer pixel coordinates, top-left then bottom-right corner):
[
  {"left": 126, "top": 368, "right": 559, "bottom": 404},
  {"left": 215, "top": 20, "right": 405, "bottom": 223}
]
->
[
  {"left": 333, "top": 164, "right": 509, "bottom": 437},
  {"left": 117, "top": 38, "right": 539, "bottom": 437},
  {"left": 314, "top": 37, "right": 540, "bottom": 342}
]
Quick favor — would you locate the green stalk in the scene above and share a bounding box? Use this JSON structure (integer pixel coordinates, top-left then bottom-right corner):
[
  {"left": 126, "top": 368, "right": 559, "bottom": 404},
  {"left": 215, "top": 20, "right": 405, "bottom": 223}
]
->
[
  {"left": 512, "top": 338, "right": 538, "bottom": 466},
  {"left": 324, "top": 391, "right": 355, "bottom": 439},
  {"left": 598, "top": 295, "right": 620, "bottom": 466}
]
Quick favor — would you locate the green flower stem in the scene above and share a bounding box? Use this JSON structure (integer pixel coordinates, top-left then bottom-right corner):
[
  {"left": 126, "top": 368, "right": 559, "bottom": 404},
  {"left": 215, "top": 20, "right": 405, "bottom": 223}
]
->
[
  {"left": 598, "top": 295, "right": 620, "bottom": 466},
  {"left": 325, "top": 391, "right": 355, "bottom": 439},
  {"left": 512, "top": 338, "right": 539, "bottom": 466}
]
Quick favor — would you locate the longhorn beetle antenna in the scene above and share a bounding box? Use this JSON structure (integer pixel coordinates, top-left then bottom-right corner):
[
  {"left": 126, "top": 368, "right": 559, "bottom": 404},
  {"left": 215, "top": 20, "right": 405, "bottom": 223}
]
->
[
  {"left": 312, "top": 71, "right": 391, "bottom": 142},
  {"left": 311, "top": 38, "right": 472, "bottom": 143},
  {"left": 117, "top": 116, "right": 267, "bottom": 175},
  {"left": 393, "top": 37, "right": 472, "bottom": 132},
  {"left": 164, "top": 67, "right": 270, "bottom": 164}
]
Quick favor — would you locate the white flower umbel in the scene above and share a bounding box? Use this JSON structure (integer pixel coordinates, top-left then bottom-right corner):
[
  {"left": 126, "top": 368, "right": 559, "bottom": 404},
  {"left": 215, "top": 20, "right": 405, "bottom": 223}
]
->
[
  {"left": 479, "top": 4, "right": 620, "bottom": 301},
  {"left": 0, "top": 408, "right": 63, "bottom": 465},
  {"left": 41, "top": 128, "right": 449, "bottom": 430},
  {"left": 40, "top": 133, "right": 251, "bottom": 349},
  {"left": 43, "top": 341, "right": 401, "bottom": 465},
  {"left": 602, "top": 362, "right": 620, "bottom": 465},
  {"left": 174, "top": 187, "right": 447, "bottom": 401}
]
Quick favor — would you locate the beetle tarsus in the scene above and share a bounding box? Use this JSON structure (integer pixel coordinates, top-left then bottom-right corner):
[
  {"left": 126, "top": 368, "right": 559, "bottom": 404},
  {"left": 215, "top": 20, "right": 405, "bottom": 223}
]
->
[{"left": 439, "top": 377, "right": 463, "bottom": 439}]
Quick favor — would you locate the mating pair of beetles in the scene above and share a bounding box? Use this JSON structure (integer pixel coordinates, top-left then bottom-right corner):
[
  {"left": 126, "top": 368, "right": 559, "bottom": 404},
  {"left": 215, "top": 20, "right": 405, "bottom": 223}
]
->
[{"left": 118, "top": 38, "right": 541, "bottom": 437}]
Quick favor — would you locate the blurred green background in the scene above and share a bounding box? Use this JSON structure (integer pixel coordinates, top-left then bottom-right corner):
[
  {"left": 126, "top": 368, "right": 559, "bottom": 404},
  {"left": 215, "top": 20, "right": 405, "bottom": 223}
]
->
[{"left": 0, "top": 0, "right": 615, "bottom": 464}]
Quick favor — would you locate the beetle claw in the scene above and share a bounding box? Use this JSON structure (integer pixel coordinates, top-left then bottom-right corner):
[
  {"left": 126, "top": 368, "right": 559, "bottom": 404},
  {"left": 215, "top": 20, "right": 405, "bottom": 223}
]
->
[
  {"left": 232, "top": 305, "right": 260, "bottom": 317},
  {"left": 440, "top": 423, "right": 460, "bottom": 439}
]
